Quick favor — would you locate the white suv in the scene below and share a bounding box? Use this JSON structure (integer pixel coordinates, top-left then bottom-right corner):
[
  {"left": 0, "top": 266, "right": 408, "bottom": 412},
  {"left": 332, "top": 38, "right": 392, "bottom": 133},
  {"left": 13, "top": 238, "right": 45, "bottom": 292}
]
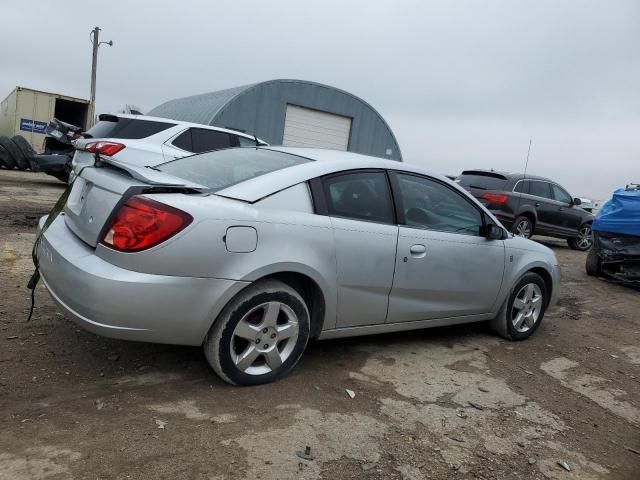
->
[{"left": 72, "top": 114, "right": 267, "bottom": 171}]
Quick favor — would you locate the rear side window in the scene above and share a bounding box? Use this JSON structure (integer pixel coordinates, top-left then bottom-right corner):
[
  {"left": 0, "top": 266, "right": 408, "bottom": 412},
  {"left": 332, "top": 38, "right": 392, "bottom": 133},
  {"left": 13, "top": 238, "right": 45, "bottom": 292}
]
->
[
  {"left": 172, "top": 128, "right": 239, "bottom": 153},
  {"left": 322, "top": 171, "right": 394, "bottom": 224},
  {"left": 192, "top": 129, "right": 237, "bottom": 152},
  {"left": 514, "top": 180, "right": 530, "bottom": 194},
  {"left": 157, "top": 148, "right": 310, "bottom": 191},
  {"left": 529, "top": 181, "right": 553, "bottom": 199},
  {"left": 87, "top": 117, "right": 174, "bottom": 139},
  {"left": 458, "top": 172, "right": 508, "bottom": 190}
]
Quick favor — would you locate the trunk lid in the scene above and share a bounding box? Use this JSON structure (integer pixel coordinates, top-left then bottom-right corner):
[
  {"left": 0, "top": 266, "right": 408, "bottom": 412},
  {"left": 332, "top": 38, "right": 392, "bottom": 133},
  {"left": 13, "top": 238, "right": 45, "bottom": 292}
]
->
[{"left": 64, "top": 158, "right": 207, "bottom": 247}]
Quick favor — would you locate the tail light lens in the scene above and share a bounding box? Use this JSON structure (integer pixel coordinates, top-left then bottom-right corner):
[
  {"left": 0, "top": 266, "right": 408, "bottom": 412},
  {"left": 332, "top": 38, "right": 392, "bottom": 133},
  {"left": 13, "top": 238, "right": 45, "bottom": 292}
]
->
[
  {"left": 85, "top": 141, "right": 126, "bottom": 156},
  {"left": 102, "top": 196, "right": 193, "bottom": 252},
  {"left": 481, "top": 193, "right": 509, "bottom": 205}
]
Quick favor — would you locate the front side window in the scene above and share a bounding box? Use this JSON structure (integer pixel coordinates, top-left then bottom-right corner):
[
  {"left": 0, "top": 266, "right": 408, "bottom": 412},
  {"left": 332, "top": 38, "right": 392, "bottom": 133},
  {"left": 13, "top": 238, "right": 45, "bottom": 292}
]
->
[
  {"left": 551, "top": 184, "right": 572, "bottom": 204},
  {"left": 529, "top": 181, "right": 553, "bottom": 200},
  {"left": 322, "top": 171, "right": 394, "bottom": 224},
  {"left": 394, "top": 173, "right": 483, "bottom": 236}
]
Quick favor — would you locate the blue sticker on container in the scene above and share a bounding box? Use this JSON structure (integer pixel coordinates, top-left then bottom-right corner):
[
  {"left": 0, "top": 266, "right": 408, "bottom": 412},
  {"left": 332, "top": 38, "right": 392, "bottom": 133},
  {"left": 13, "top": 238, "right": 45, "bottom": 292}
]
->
[{"left": 20, "top": 118, "right": 48, "bottom": 134}]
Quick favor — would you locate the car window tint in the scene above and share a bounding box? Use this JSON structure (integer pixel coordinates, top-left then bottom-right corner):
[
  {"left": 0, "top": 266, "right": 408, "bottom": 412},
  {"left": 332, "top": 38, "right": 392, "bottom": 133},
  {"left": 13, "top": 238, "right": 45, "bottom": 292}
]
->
[
  {"left": 395, "top": 173, "right": 483, "bottom": 236},
  {"left": 172, "top": 129, "right": 193, "bottom": 151},
  {"left": 551, "top": 184, "right": 572, "bottom": 204},
  {"left": 458, "top": 173, "right": 508, "bottom": 190},
  {"left": 322, "top": 172, "right": 394, "bottom": 224},
  {"left": 191, "top": 129, "right": 233, "bottom": 153},
  {"left": 87, "top": 118, "right": 175, "bottom": 139},
  {"left": 529, "top": 181, "right": 553, "bottom": 199},
  {"left": 239, "top": 136, "right": 258, "bottom": 147},
  {"left": 514, "top": 180, "right": 530, "bottom": 194}
]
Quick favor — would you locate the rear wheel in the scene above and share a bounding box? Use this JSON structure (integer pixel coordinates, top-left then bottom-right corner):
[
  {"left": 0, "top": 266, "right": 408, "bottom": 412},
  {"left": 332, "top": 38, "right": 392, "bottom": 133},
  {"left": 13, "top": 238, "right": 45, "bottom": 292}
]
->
[
  {"left": 512, "top": 216, "right": 534, "bottom": 239},
  {"left": 203, "top": 279, "right": 310, "bottom": 386},
  {"left": 490, "top": 272, "right": 547, "bottom": 341},
  {"left": 568, "top": 224, "right": 593, "bottom": 251},
  {"left": 585, "top": 248, "right": 601, "bottom": 276}
]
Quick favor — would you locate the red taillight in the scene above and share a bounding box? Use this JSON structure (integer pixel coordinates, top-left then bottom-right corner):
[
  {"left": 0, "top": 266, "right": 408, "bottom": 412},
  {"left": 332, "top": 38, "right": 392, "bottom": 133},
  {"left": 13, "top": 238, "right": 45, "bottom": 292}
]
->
[
  {"left": 102, "top": 196, "right": 193, "bottom": 252},
  {"left": 481, "top": 193, "right": 509, "bottom": 205},
  {"left": 85, "top": 141, "right": 126, "bottom": 156}
]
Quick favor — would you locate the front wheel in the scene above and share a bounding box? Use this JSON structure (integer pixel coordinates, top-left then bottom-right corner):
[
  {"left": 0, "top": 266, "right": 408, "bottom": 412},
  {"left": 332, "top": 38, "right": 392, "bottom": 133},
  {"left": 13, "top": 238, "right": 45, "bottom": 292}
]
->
[
  {"left": 490, "top": 272, "right": 548, "bottom": 341},
  {"left": 567, "top": 224, "right": 593, "bottom": 251},
  {"left": 585, "top": 248, "right": 601, "bottom": 276},
  {"left": 203, "top": 279, "right": 310, "bottom": 386}
]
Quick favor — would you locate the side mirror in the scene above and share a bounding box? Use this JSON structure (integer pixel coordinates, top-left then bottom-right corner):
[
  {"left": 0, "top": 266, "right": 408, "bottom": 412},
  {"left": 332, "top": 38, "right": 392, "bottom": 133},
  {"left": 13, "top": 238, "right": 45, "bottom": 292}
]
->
[
  {"left": 572, "top": 197, "right": 582, "bottom": 206},
  {"left": 485, "top": 223, "right": 504, "bottom": 240}
]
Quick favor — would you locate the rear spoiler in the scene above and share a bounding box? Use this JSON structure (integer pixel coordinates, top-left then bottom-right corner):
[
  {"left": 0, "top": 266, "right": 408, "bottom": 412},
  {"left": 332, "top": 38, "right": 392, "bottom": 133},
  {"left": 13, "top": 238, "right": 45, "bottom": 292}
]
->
[{"left": 95, "top": 156, "right": 210, "bottom": 190}]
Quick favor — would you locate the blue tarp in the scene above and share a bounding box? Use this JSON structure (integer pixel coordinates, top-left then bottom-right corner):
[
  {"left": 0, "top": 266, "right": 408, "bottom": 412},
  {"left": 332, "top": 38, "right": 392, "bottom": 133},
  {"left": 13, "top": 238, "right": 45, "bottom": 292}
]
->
[{"left": 593, "top": 187, "right": 640, "bottom": 236}]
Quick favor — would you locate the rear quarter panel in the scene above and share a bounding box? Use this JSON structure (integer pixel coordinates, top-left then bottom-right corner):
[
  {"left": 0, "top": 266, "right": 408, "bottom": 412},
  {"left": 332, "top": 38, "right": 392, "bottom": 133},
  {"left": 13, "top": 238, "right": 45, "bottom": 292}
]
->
[{"left": 96, "top": 192, "right": 339, "bottom": 329}]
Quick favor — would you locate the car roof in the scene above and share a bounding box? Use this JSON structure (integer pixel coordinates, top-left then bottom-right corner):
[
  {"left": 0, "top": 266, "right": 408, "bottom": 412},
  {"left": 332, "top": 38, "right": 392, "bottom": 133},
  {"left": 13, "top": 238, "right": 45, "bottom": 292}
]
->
[
  {"left": 215, "top": 146, "right": 457, "bottom": 203},
  {"left": 460, "top": 169, "right": 552, "bottom": 183},
  {"left": 102, "top": 113, "right": 265, "bottom": 142}
]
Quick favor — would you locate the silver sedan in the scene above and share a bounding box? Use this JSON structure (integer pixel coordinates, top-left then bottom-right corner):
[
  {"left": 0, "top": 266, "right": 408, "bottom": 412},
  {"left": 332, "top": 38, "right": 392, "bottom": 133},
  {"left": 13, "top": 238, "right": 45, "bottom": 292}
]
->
[{"left": 37, "top": 147, "right": 560, "bottom": 385}]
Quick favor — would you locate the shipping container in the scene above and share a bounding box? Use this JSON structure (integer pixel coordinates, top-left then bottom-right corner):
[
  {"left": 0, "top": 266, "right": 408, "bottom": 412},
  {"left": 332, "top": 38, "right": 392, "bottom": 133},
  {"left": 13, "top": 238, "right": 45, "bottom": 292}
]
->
[{"left": 0, "top": 86, "right": 89, "bottom": 152}]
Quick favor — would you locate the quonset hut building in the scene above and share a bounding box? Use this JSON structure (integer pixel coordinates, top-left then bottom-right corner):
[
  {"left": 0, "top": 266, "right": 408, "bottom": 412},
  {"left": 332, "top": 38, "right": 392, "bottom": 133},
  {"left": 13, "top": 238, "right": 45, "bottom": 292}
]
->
[{"left": 149, "top": 79, "right": 402, "bottom": 161}]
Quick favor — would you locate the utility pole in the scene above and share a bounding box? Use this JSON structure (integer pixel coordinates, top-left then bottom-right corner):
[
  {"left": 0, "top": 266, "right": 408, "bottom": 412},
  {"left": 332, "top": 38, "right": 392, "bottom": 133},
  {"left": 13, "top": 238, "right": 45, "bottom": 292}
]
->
[{"left": 88, "top": 27, "right": 113, "bottom": 128}]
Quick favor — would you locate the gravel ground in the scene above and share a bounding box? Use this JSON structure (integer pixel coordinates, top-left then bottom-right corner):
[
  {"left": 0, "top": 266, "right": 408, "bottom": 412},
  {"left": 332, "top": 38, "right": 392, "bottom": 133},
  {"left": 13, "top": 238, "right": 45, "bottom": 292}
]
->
[{"left": 0, "top": 169, "right": 638, "bottom": 480}]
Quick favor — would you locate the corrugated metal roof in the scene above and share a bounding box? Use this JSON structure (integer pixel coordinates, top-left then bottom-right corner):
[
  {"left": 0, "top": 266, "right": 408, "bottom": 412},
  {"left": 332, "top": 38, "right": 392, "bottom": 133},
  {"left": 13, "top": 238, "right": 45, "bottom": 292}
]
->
[{"left": 149, "top": 83, "right": 256, "bottom": 124}]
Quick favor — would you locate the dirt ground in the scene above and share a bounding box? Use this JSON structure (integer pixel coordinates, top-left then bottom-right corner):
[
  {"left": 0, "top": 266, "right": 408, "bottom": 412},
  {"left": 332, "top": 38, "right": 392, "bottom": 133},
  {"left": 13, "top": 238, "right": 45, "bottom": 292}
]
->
[{"left": 0, "top": 169, "right": 638, "bottom": 480}]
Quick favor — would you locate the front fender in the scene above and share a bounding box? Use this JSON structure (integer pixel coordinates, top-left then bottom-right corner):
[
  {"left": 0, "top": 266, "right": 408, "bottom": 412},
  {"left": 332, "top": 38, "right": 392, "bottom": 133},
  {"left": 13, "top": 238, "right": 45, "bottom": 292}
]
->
[{"left": 496, "top": 244, "right": 560, "bottom": 314}]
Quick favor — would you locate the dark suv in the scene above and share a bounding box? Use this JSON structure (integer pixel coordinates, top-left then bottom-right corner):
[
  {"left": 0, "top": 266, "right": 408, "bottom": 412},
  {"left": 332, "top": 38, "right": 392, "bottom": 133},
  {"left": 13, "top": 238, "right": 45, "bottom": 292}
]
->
[{"left": 458, "top": 170, "right": 594, "bottom": 250}]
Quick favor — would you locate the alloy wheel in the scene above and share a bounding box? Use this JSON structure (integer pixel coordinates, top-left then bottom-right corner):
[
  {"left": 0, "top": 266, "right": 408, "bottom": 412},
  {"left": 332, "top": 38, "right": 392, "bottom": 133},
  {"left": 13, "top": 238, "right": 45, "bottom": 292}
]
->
[
  {"left": 515, "top": 219, "right": 532, "bottom": 239},
  {"left": 511, "top": 283, "right": 543, "bottom": 333},
  {"left": 576, "top": 225, "right": 593, "bottom": 250},
  {"left": 230, "top": 301, "right": 299, "bottom": 375}
]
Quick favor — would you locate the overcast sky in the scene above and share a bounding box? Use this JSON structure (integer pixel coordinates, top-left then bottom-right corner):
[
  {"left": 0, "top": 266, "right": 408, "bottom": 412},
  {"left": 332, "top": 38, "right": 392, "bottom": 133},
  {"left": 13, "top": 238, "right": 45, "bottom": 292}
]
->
[{"left": 2, "top": 0, "right": 638, "bottom": 199}]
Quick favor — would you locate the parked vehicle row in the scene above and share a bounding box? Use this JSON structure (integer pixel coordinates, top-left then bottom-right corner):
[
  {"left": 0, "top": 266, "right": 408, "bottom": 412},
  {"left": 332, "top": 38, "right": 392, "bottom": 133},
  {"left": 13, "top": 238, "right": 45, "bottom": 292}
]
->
[
  {"left": 0, "top": 114, "right": 268, "bottom": 183},
  {"left": 35, "top": 146, "right": 560, "bottom": 385},
  {"left": 457, "top": 170, "right": 594, "bottom": 250}
]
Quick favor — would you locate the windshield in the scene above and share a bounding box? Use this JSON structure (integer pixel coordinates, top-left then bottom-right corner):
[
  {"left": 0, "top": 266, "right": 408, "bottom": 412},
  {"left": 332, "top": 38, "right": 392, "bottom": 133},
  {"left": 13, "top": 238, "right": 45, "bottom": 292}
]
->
[{"left": 157, "top": 148, "right": 312, "bottom": 191}]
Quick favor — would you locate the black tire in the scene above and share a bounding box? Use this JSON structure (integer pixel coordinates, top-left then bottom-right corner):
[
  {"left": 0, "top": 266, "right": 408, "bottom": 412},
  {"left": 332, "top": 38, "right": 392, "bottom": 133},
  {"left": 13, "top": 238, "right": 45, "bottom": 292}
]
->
[
  {"left": 490, "top": 272, "right": 548, "bottom": 341},
  {"left": 585, "top": 248, "right": 601, "bottom": 276},
  {"left": 12, "top": 135, "right": 36, "bottom": 164},
  {"left": 0, "top": 144, "right": 15, "bottom": 169},
  {"left": 0, "top": 136, "right": 28, "bottom": 170},
  {"left": 203, "top": 279, "right": 310, "bottom": 386},
  {"left": 512, "top": 215, "right": 534, "bottom": 239},
  {"left": 567, "top": 224, "right": 593, "bottom": 251}
]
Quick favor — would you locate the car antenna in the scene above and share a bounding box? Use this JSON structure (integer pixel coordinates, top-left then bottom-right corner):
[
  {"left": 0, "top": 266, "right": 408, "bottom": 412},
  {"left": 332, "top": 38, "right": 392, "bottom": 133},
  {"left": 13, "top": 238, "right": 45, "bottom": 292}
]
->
[
  {"left": 523, "top": 138, "right": 532, "bottom": 178},
  {"left": 254, "top": 135, "right": 259, "bottom": 147}
]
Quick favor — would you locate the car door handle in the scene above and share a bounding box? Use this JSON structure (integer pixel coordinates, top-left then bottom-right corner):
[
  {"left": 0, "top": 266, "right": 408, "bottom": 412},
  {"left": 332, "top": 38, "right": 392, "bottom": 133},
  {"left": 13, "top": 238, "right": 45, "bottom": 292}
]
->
[
  {"left": 558, "top": 207, "right": 564, "bottom": 211},
  {"left": 409, "top": 244, "right": 426, "bottom": 255},
  {"left": 535, "top": 202, "right": 540, "bottom": 207}
]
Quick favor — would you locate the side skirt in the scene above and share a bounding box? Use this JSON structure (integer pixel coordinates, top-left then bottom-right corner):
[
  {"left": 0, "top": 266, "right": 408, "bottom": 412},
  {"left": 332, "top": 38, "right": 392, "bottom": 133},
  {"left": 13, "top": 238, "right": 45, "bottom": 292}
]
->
[{"left": 318, "top": 313, "right": 495, "bottom": 340}]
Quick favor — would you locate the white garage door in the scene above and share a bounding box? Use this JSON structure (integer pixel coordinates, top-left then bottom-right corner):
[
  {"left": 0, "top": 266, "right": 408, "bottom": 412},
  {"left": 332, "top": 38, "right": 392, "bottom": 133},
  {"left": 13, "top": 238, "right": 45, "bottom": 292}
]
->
[{"left": 282, "top": 105, "right": 352, "bottom": 150}]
